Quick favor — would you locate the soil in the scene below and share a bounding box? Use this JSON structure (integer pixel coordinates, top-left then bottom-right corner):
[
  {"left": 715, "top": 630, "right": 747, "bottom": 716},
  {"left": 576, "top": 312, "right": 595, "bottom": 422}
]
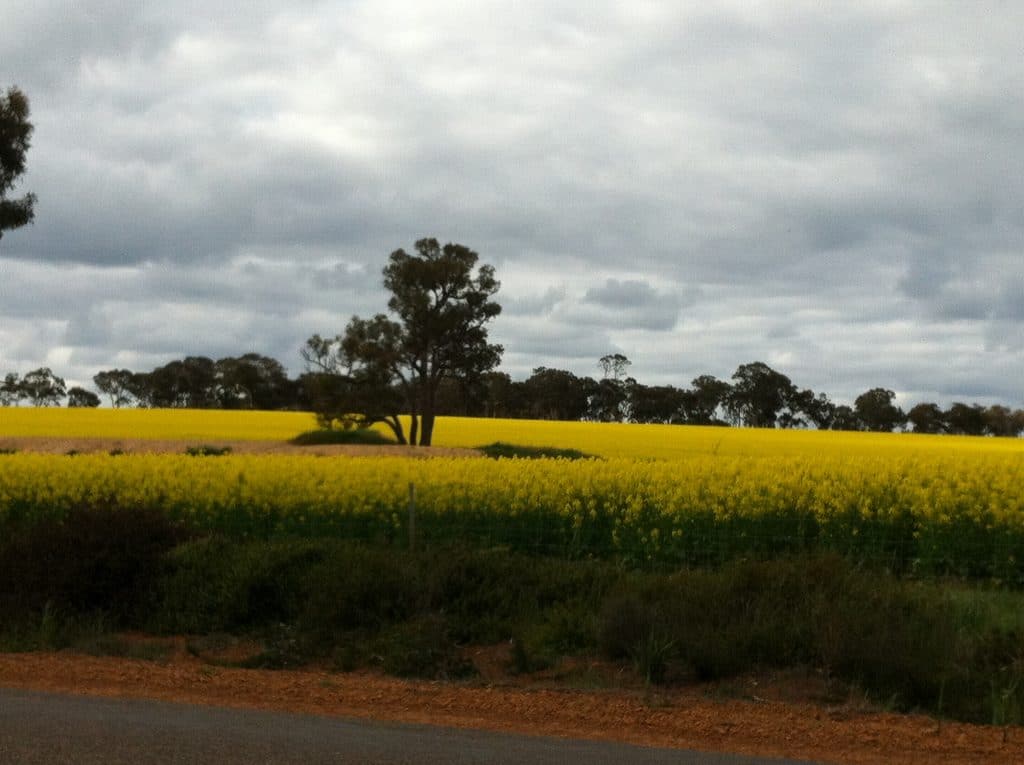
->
[
  {"left": 0, "top": 436, "right": 482, "bottom": 458},
  {"left": 0, "top": 639, "right": 1020, "bottom": 764}
]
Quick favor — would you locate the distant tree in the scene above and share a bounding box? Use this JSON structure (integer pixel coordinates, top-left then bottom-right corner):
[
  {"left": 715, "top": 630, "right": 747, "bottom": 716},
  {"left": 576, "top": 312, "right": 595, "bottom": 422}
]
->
[
  {"left": 587, "top": 354, "right": 633, "bottom": 422},
  {"left": 854, "top": 388, "right": 906, "bottom": 432},
  {"left": 300, "top": 326, "right": 408, "bottom": 442},
  {"left": 20, "top": 367, "right": 66, "bottom": 407},
  {"left": 945, "top": 402, "right": 987, "bottom": 436},
  {"left": 982, "top": 404, "right": 1023, "bottom": 437},
  {"left": 67, "top": 386, "right": 100, "bottom": 408},
  {"left": 830, "top": 405, "right": 860, "bottom": 431},
  {"left": 907, "top": 402, "right": 947, "bottom": 434},
  {"left": 629, "top": 383, "right": 688, "bottom": 424},
  {"left": 598, "top": 353, "right": 632, "bottom": 381},
  {"left": 146, "top": 357, "right": 217, "bottom": 408},
  {"left": 478, "top": 371, "right": 521, "bottom": 418},
  {"left": 522, "top": 367, "right": 591, "bottom": 421},
  {"left": 0, "top": 372, "right": 25, "bottom": 406},
  {"left": 0, "top": 86, "right": 36, "bottom": 240},
  {"left": 309, "top": 239, "right": 502, "bottom": 446},
  {"left": 786, "top": 389, "right": 836, "bottom": 430},
  {"left": 93, "top": 369, "right": 137, "bottom": 408},
  {"left": 215, "top": 354, "right": 294, "bottom": 410},
  {"left": 725, "top": 362, "right": 796, "bottom": 428},
  {"left": 586, "top": 376, "right": 633, "bottom": 422},
  {"left": 126, "top": 371, "right": 156, "bottom": 407},
  {"left": 680, "top": 375, "right": 732, "bottom": 425}
]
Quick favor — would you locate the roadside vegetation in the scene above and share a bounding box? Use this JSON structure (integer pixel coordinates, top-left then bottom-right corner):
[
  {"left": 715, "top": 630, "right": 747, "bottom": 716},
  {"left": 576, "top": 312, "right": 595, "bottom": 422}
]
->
[{"left": 0, "top": 505, "right": 1021, "bottom": 726}]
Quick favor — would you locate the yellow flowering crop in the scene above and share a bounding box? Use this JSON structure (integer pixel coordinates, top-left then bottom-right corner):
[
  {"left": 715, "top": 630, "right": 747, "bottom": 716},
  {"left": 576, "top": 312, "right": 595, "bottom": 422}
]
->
[
  {"left": 0, "top": 447, "right": 1022, "bottom": 580},
  {"left": 4, "top": 408, "right": 1024, "bottom": 461}
]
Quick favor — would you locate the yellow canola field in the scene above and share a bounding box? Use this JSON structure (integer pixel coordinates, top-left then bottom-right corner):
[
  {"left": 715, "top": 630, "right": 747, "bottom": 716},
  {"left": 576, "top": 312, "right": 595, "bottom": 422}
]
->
[
  {"left": 0, "top": 408, "right": 314, "bottom": 442},
  {"left": 0, "top": 450, "right": 1021, "bottom": 578},
  {"left": 4, "top": 408, "right": 1024, "bottom": 460}
]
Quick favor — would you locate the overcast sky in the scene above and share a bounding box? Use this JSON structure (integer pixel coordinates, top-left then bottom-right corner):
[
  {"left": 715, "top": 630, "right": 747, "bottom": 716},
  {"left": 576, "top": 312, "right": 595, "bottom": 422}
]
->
[{"left": 2, "top": 1, "right": 1023, "bottom": 406}]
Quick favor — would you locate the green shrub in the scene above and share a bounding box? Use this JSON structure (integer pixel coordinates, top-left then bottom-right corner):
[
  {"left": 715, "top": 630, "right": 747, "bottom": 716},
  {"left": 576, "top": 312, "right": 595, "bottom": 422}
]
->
[
  {"left": 597, "top": 555, "right": 957, "bottom": 704},
  {"left": 152, "top": 537, "right": 327, "bottom": 633}
]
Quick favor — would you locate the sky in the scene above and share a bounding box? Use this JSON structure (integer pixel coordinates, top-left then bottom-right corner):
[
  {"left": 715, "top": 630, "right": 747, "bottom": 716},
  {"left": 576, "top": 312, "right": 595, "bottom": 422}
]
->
[{"left": 2, "top": 1, "right": 1023, "bottom": 407}]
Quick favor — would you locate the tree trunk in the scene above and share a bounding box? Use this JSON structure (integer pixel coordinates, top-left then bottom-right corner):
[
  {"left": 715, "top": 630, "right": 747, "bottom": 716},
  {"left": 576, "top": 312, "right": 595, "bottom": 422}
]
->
[
  {"left": 418, "top": 384, "right": 437, "bottom": 446},
  {"left": 419, "top": 411, "right": 435, "bottom": 446},
  {"left": 382, "top": 415, "right": 406, "bottom": 445}
]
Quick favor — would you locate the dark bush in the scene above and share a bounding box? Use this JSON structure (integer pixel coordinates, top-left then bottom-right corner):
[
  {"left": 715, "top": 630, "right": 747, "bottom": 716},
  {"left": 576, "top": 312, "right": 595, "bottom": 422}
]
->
[
  {"left": 153, "top": 538, "right": 328, "bottom": 633},
  {"left": 375, "top": 614, "right": 474, "bottom": 679},
  {"left": 296, "top": 547, "right": 423, "bottom": 654},
  {"left": 597, "top": 555, "right": 958, "bottom": 702},
  {"left": 0, "top": 503, "right": 190, "bottom": 626}
]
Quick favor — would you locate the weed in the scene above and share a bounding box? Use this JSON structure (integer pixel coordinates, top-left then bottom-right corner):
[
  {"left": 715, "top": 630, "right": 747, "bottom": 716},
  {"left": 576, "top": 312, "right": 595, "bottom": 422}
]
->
[{"left": 185, "top": 444, "right": 232, "bottom": 456}]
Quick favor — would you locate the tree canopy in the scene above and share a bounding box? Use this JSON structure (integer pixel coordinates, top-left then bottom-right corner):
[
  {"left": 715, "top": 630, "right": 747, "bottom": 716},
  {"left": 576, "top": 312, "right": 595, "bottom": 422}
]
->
[
  {"left": 0, "top": 86, "right": 36, "bottom": 239},
  {"left": 305, "top": 238, "right": 503, "bottom": 446}
]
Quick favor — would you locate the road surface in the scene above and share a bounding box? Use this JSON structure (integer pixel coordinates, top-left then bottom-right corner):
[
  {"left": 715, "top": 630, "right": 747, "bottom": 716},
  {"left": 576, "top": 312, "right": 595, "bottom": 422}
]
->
[{"left": 0, "top": 688, "right": 819, "bottom": 764}]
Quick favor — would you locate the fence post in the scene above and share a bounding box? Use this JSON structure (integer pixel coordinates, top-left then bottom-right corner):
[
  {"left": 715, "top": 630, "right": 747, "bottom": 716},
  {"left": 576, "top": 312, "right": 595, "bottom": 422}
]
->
[{"left": 408, "top": 481, "right": 416, "bottom": 551}]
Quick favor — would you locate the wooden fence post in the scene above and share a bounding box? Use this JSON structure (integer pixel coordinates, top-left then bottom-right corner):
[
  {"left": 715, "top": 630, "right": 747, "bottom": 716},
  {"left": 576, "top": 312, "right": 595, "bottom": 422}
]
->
[{"left": 408, "top": 481, "right": 416, "bottom": 551}]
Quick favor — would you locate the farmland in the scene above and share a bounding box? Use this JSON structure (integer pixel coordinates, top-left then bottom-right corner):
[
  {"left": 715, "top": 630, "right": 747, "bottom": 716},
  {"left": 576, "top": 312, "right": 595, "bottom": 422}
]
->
[
  {"left": 2, "top": 407, "right": 1024, "bottom": 727},
  {"left": 2, "top": 409, "right": 1023, "bottom": 579}
]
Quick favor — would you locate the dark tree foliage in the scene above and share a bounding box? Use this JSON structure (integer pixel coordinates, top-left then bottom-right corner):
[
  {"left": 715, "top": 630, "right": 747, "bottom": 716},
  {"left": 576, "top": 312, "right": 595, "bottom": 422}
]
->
[
  {"left": 381, "top": 239, "right": 502, "bottom": 445},
  {"left": 724, "top": 362, "right": 796, "bottom": 428},
  {"left": 785, "top": 388, "right": 836, "bottom": 430},
  {"left": 143, "top": 357, "right": 218, "bottom": 408},
  {"left": 598, "top": 353, "right": 632, "bottom": 381},
  {"left": 20, "top": 367, "right": 66, "bottom": 407},
  {"left": 0, "top": 372, "right": 25, "bottom": 406},
  {"left": 478, "top": 371, "right": 523, "bottom": 418},
  {"left": 214, "top": 354, "right": 295, "bottom": 410},
  {"left": 680, "top": 375, "right": 732, "bottom": 425},
  {"left": 830, "top": 405, "right": 861, "bottom": 431},
  {"left": 67, "top": 386, "right": 101, "bottom": 408},
  {"left": 522, "top": 367, "right": 592, "bottom": 421},
  {"left": 93, "top": 369, "right": 137, "bottom": 408},
  {"left": 0, "top": 87, "right": 35, "bottom": 239},
  {"left": 907, "top": 402, "right": 947, "bottom": 434},
  {"left": 301, "top": 324, "right": 409, "bottom": 443},
  {"left": 945, "top": 402, "right": 988, "bottom": 436},
  {"left": 629, "top": 383, "right": 688, "bottom": 424},
  {"left": 305, "top": 239, "right": 502, "bottom": 446},
  {"left": 854, "top": 387, "right": 906, "bottom": 432},
  {"left": 983, "top": 405, "right": 1024, "bottom": 437}
]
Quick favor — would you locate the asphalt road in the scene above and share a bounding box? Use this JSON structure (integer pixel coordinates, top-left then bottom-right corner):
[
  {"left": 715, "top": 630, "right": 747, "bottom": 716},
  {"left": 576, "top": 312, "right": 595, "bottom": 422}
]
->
[{"left": 0, "top": 689, "right": 821, "bottom": 764}]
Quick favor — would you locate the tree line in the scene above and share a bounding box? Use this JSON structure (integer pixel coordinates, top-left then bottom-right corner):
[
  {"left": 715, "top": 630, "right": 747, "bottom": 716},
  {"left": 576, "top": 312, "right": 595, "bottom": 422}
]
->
[{"left": 4, "top": 353, "right": 1023, "bottom": 439}]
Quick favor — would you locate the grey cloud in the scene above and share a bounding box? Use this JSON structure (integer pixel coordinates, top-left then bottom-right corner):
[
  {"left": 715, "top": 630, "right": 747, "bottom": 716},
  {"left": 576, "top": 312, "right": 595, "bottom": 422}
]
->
[
  {"left": 3, "top": 1, "right": 1024, "bottom": 406},
  {"left": 577, "top": 278, "right": 688, "bottom": 331}
]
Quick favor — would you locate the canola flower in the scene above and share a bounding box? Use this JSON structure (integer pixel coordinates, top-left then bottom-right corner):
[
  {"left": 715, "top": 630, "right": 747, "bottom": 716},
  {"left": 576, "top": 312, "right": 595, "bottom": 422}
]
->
[
  {"left": 0, "top": 408, "right": 314, "bottom": 442},
  {"left": 1, "top": 450, "right": 1022, "bottom": 580},
  {"left": 4, "top": 408, "right": 1024, "bottom": 460}
]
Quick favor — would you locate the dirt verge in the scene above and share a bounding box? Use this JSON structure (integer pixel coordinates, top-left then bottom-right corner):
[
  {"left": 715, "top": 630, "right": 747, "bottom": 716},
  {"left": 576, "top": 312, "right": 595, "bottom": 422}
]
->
[{"left": 0, "top": 645, "right": 1019, "bottom": 764}]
